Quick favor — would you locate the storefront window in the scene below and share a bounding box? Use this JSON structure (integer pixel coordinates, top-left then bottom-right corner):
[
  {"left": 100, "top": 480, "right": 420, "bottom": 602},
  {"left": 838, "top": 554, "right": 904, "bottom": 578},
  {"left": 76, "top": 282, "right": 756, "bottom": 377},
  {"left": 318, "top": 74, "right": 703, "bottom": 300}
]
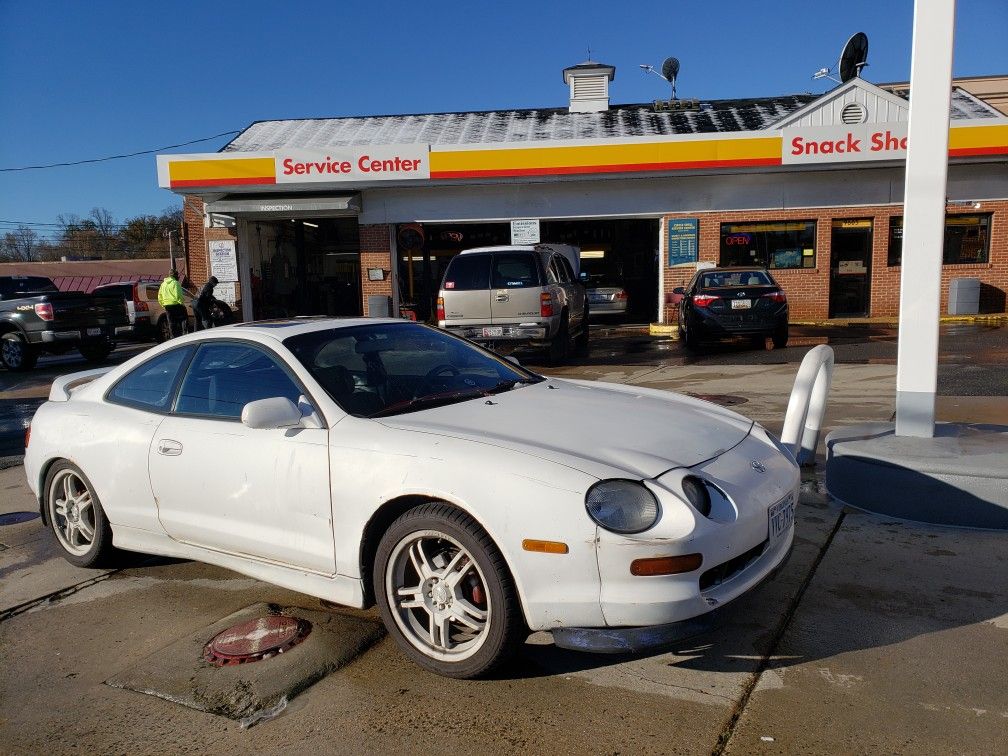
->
[
  {"left": 719, "top": 221, "right": 816, "bottom": 269},
  {"left": 887, "top": 214, "right": 991, "bottom": 266}
]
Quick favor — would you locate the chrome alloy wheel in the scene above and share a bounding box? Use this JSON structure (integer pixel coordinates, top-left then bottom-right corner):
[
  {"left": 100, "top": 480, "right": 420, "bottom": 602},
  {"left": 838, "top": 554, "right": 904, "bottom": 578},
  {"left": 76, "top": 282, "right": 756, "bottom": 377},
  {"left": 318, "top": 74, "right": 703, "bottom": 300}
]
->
[
  {"left": 385, "top": 530, "right": 491, "bottom": 662},
  {"left": 48, "top": 469, "right": 96, "bottom": 556}
]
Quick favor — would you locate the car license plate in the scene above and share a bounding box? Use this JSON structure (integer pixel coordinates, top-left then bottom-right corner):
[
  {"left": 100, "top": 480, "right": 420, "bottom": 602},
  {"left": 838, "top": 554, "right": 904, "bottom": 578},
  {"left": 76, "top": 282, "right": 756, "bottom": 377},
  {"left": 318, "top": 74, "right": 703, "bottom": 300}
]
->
[
  {"left": 86, "top": 328, "right": 102, "bottom": 336},
  {"left": 589, "top": 294, "right": 607, "bottom": 303},
  {"left": 769, "top": 494, "right": 795, "bottom": 542},
  {"left": 731, "top": 299, "right": 752, "bottom": 309},
  {"left": 482, "top": 327, "right": 504, "bottom": 338}
]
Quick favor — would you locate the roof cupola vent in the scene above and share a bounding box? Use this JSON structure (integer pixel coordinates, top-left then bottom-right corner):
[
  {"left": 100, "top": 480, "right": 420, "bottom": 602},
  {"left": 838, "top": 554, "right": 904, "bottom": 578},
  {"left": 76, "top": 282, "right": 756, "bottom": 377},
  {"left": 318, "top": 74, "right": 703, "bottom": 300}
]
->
[{"left": 563, "top": 60, "right": 616, "bottom": 113}]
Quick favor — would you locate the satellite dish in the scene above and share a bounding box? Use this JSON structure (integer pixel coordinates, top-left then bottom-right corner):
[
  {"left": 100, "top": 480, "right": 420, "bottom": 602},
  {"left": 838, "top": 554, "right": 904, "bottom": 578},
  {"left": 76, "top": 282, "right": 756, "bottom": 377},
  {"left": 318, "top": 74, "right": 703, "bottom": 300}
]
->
[
  {"left": 661, "top": 57, "right": 680, "bottom": 82},
  {"left": 661, "top": 57, "right": 680, "bottom": 98},
  {"left": 838, "top": 32, "right": 869, "bottom": 82}
]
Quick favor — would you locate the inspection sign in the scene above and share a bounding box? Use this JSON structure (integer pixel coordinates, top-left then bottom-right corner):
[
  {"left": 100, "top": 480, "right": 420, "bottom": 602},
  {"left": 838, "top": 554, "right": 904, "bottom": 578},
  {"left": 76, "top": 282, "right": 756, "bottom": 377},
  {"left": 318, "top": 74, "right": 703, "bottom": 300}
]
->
[{"left": 510, "top": 219, "right": 540, "bottom": 245}]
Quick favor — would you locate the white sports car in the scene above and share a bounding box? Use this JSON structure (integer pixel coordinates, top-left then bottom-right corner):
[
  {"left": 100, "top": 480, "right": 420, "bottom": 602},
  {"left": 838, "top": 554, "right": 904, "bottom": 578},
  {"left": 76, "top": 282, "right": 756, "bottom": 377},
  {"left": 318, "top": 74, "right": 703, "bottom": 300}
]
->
[{"left": 25, "top": 318, "right": 798, "bottom": 678}]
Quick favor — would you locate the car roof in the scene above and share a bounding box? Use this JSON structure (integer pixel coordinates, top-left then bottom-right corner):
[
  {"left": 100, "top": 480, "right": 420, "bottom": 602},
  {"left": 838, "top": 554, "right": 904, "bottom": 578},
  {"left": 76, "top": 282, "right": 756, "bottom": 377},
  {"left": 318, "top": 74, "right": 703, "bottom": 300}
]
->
[
  {"left": 456, "top": 246, "right": 538, "bottom": 255},
  {"left": 699, "top": 267, "right": 769, "bottom": 274},
  {"left": 224, "top": 316, "right": 407, "bottom": 340}
]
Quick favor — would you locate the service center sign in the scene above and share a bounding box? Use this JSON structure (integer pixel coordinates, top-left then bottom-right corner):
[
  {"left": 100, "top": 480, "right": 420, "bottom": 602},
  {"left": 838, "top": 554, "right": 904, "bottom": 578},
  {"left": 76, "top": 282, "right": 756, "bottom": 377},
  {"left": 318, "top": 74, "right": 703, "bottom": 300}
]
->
[
  {"left": 782, "top": 124, "right": 909, "bottom": 165},
  {"left": 276, "top": 145, "right": 430, "bottom": 183}
]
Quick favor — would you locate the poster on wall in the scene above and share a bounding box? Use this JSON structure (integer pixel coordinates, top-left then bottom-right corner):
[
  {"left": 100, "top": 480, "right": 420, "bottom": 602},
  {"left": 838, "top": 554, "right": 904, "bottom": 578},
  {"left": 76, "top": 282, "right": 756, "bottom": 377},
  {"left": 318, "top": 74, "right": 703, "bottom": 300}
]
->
[
  {"left": 510, "top": 219, "right": 540, "bottom": 245},
  {"left": 208, "top": 239, "right": 239, "bottom": 282},
  {"left": 213, "top": 281, "right": 236, "bottom": 305},
  {"left": 668, "top": 219, "right": 699, "bottom": 266}
]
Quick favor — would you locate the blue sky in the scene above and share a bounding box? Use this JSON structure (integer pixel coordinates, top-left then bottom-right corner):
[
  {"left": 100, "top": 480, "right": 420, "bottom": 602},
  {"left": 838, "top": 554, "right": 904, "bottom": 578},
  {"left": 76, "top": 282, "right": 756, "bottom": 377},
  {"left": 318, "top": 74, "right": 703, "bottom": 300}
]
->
[{"left": 1, "top": 0, "right": 1005, "bottom": 238}]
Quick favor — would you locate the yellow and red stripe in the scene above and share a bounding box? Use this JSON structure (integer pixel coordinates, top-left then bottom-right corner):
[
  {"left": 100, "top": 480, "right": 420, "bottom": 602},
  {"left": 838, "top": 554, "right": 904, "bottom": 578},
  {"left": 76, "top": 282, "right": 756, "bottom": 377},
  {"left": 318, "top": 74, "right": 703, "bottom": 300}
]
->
[
  {"left": 167, "top": 157, "right": 275, "bottom": 188},
  {"left": 429, "top": 136, "right": 782, "bottom": 179},
  {"left": 948, "top": 123, "right": 1008, "bottom": 158}
]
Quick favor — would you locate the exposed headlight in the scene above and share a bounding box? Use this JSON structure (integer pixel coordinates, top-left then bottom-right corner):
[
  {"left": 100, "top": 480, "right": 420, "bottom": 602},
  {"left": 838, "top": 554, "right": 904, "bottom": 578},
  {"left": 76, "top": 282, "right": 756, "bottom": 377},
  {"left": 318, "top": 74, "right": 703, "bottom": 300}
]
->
[
  {"left": 681, "top": 475, "right": 712, "bottom": 517},
  {"left": 585, "top": 480, "right": 660, "bottom": 534}
]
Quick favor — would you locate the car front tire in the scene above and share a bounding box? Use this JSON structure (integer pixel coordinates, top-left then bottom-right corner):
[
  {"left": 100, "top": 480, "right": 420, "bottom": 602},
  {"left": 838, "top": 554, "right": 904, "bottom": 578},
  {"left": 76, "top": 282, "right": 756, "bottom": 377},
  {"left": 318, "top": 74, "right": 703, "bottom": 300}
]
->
[
  {"left": 373, "top": 502, "right": 524, "bottom": 679},
  {"left": 44, "top": 461, "right": 119, "bottom": 568}
]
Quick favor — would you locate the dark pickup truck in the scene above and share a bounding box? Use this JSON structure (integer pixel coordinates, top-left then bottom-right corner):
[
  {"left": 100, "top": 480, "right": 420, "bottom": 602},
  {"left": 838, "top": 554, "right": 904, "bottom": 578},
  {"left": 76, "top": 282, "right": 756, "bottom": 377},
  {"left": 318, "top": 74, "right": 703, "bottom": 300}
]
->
[{"left": 0, "top": 276, "right": 128, "bottom": 372}]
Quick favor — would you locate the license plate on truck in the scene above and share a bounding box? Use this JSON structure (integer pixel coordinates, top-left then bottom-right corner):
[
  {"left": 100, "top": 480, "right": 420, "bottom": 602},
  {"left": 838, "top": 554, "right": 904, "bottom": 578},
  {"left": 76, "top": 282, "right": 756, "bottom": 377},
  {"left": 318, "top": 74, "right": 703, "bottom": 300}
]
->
[
  {"left": 482, "top": 327, "right": 504, "bottom": 338},
  {"left": 86, "top": 328, "right": 102, "bottom": 337},
  {"left": 769, "top": 494, "right": 795, "bottom": 542}
]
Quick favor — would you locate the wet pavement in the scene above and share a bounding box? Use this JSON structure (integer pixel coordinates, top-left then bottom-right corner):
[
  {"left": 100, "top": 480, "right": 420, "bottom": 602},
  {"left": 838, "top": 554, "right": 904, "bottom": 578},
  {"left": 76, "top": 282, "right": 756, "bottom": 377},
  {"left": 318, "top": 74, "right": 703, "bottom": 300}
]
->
[{"left": 1, "top": 324, "right": 1006, "bottom": 459}]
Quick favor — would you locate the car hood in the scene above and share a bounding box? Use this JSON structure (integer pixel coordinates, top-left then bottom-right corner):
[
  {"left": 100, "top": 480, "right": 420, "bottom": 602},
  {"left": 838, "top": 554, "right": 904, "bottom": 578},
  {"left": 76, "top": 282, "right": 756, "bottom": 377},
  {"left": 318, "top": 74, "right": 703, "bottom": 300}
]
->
[{"left": 378, "top": 378, "right": 753, "bottom": 479}]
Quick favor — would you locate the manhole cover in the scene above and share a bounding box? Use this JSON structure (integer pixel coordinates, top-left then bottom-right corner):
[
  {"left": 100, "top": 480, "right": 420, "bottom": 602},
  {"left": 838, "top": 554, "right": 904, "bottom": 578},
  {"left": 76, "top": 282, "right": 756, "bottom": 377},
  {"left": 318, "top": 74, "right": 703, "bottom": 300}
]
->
[
  {"left": 685, "top": 393, "right": 749, "bottom": 407},
  {"left": 203, "top": 615, "right": 311, "bottom": 667},
  {"left": 0, "top": 511, "right": 40, "bottom": 526}
]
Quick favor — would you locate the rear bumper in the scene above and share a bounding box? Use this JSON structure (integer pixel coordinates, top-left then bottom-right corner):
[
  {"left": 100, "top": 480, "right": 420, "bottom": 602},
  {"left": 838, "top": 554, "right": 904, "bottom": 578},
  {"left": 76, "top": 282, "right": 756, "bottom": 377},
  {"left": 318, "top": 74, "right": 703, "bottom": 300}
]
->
[
  {"left": 33, "top": 327, "right": 115, "bottom": 345},
  {"left": 693, "top": 310, "right": 787, "bottom": 337},
  {"left": 589, "top": 301, "right": 628, "bottom": 315},
  {"left": 443, "top": 323, "right": 550, "bottom": 342}
]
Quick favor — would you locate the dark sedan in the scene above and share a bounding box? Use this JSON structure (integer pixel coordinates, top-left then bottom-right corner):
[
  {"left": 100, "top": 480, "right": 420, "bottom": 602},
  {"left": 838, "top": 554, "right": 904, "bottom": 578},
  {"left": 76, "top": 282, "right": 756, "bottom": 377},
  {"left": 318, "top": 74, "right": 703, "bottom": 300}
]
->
[{"left": 674, "top": 267, "right": 788, "bottom": 350}]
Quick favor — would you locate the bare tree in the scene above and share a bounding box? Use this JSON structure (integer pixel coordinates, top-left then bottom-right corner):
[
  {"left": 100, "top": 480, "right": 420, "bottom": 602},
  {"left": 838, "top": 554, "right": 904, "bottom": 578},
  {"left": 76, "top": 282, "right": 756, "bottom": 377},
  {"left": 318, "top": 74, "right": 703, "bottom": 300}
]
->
[
  {"left": 90, "top": 207, "right": 118, "bottom": 256},
  {"left": 1, "top": 225, "right": 39, "bottom": 261}
]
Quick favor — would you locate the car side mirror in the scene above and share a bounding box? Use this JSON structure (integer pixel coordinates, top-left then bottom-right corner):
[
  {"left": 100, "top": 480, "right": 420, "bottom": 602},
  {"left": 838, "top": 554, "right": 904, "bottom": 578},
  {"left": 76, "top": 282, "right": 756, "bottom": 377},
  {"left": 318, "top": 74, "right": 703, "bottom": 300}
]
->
[
  {"left": 673, "top": 287, "right": 685, "bottom": 295},
  {"left": 504, "top": 355, "right": 521, "bottom": 367},
  {"left": 579, "top": 272, "right": 589, "bottom": 282},
  {"left": 241, "top": 397, "right": 303, "bottom": 429}
]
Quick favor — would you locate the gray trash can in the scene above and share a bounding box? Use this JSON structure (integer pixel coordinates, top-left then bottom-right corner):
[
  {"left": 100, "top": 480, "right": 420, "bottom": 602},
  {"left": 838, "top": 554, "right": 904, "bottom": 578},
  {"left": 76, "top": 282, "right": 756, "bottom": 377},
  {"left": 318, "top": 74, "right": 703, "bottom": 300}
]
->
[
  {"left": 948, "top": 277, "right": 981, "bottom": 315},
  {"left": 367, "top": 295, "right": 393, "bottom": 318}
]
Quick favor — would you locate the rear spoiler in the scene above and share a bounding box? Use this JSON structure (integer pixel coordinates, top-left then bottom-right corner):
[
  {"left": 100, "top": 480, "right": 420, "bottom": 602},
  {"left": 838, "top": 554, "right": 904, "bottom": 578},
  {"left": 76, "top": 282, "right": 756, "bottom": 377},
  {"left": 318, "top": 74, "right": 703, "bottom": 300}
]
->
[{"left": 48, "top": 368, "right": 112, "bottom": 402}]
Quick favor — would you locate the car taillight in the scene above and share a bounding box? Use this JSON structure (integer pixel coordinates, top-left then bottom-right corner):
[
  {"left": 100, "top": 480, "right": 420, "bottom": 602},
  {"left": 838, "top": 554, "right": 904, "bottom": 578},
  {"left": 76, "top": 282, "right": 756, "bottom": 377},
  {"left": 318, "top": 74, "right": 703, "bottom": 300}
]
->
[
  {"left": 33, "top": 302, "right": 54, "bottom": 321},
  {"left": 692, "top": 294, "right": 718, "bottom": 308},
  {"left": 436, "top": 297, "right": 445, "bottom": 321},
  {"left": 24, "top": 424, "right": 30, "bottom": 449},
  {"left": 132, "top": 284, "right": 149, "bottom": 311},
  {"left": 762, "top": 291, "right": 787, "bottom": 303},
  {"left": 615, "top": 290, "right": 629, "bottom": 300},
  {"left": 540, "top": 292, "right": 554, "bottom": 317}
]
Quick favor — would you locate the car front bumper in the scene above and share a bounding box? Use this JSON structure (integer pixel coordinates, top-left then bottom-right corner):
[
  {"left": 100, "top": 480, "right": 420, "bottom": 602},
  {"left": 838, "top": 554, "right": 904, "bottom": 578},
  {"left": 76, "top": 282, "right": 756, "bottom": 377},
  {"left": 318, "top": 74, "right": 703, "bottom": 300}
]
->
[{"left": 551, "top": 538, "right": 793, "bottom": 653}]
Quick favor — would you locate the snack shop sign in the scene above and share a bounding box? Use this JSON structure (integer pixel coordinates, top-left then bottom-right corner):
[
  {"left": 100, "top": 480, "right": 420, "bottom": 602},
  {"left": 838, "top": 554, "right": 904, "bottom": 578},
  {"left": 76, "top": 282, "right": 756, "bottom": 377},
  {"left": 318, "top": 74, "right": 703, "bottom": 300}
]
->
[{"left": 782, "top": 124, "right": 909, "bottom": 165}]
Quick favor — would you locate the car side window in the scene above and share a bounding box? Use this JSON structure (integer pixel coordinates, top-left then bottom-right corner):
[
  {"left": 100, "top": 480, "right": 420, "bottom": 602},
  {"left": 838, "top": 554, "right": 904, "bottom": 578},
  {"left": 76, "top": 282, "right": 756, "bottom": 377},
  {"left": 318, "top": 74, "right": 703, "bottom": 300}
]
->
[
  {"left": 108, "top": 346, "right": 195, "bottom": 412},
  {"left": 557, "top": 256, "right": 576, "bottom": 283},
  {"left": 174, "top": 342, "right": 304, "bottom": 419},
  {"left": 548, "top": 256, "right": 567, "bottom": 284}
]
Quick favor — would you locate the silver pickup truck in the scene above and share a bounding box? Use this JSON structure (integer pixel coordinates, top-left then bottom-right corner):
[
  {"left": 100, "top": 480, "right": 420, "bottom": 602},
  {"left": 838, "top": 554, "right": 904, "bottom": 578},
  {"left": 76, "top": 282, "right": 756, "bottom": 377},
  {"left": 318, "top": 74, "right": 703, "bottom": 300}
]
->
[{"left": 436, "top": 244, "right": 588, "bottom": 363}]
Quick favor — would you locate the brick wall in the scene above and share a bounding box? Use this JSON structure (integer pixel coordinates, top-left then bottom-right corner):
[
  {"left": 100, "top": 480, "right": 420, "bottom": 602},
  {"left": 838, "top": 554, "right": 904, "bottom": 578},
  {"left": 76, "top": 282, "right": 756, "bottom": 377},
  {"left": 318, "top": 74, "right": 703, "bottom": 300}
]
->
[
  {"left": 662, "top": 199, "right": 1008, "bottom": 321},
  {"left": 183, "top": 195, "right": 240, "bottom": 308},
  {"left": 359, "top": 224, "right": 394, "bottom": 316}
]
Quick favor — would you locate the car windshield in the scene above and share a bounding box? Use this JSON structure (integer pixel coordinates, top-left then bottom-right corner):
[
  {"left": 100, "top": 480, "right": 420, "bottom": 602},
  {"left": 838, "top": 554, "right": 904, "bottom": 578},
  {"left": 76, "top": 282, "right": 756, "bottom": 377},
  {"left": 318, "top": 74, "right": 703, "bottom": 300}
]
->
[
  {"left": 700, "top": 270, "right": 772, "bottom": 289},
  {"left": 283, "top": 322, "right": 542, "bottom": 418}
]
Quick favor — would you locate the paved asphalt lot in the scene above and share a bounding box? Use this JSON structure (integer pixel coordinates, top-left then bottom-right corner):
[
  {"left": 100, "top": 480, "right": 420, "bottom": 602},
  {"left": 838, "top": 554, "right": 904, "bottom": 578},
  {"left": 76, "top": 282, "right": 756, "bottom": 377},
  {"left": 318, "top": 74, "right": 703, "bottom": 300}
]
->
[
  {"left": 1, "top": 326, "right": 1006, "bottom": 754},
  {"left": 1, "top": 323, "right": 1006, "bottom": 458}
]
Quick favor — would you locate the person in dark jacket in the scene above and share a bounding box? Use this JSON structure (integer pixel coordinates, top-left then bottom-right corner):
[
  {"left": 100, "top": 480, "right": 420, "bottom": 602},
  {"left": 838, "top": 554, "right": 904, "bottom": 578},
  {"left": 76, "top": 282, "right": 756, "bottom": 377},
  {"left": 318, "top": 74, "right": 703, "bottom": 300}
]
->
[{"left": 193, "top": 276, "right": 219, "bottom": 330}]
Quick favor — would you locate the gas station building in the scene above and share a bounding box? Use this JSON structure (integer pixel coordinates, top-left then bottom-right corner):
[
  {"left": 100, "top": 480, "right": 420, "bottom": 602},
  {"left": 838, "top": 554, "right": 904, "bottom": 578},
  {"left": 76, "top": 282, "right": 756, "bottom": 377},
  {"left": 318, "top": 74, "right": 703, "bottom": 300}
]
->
[{"left": 158, "top": 64, "right": 1008, "bottom": 324}]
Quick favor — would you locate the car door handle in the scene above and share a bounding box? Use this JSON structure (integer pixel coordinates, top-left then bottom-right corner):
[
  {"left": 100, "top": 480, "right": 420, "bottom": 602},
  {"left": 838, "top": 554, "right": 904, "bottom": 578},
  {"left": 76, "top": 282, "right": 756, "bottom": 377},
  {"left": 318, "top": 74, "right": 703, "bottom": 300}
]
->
[
  {"left": 157, "top": 439, "right": 183, "bottom": 456},
  {"left": 495, "top": 292, "right": 509, "bottom": 302}
]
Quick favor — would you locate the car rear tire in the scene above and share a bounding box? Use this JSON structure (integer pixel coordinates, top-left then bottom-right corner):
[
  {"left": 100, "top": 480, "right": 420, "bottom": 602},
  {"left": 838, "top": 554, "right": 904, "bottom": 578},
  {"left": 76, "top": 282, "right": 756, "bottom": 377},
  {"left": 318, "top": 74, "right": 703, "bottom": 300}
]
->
[
  {"left": 156, "top": 315, "right": 171, "bottom": 343},
  {"left": 79, "top": 338, "right": 113, "bottom": 364},
  {"left": 772, "top": 327, "right": 789, "bottom": 349},
  {"left": 44, "top": 461, "right": 119, "bottom": 568},
  {"left": 373, "top": 502, "right": 524, "bottom": 679},
  {"left": 573, "top": 308, "right": 590, "bottom": 358},
  {"left": 1, "top": 332, "right": 38, "bottom": 372},
  {"left": 546, "top": 314, "right": 570, "bottom": 364},
  {"left": 680, "top": 315, "right": 700, "bottom": 351}
]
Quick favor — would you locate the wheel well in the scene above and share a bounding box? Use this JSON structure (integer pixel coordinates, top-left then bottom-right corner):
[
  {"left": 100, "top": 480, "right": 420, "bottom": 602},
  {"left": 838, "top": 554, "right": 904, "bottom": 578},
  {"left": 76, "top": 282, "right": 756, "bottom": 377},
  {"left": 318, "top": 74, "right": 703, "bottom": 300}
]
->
[
  {"left": 0, "top": 322, "right": 22, "bottom": 337},
  {"left": 36, "top": 456, "right": 65, "bottom": 526},
  {"left": 358, "top": 495, "right": 442, "bottom": 606}
]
